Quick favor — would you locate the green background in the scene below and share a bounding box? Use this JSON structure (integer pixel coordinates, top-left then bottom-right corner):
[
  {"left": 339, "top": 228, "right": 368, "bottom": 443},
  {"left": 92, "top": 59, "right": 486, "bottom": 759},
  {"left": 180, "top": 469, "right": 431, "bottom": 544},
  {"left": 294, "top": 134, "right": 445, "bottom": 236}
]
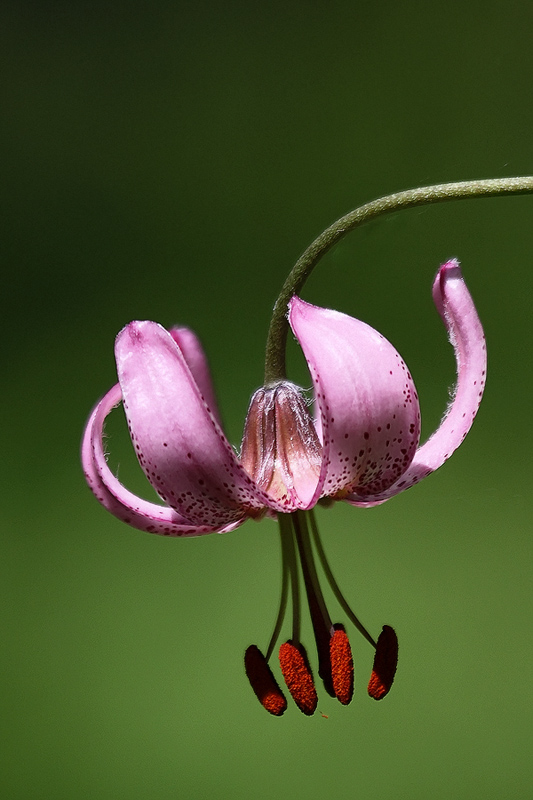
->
[{"left": 2, "top": 2, "right": 532, "bottom": 798}]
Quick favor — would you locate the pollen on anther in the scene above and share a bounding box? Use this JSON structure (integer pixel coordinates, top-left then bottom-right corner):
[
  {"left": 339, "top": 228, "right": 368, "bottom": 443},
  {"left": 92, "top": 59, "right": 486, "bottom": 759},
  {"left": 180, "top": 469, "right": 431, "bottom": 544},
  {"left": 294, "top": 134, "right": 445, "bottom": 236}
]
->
[
  {"left": 244, "top": 645, "right": 287, "bottom": 716},
  {"left": 330, "top": 628, "right": 354, "bottom": 705},
  {"left": 278, "top": 641, "right": 318, "bottom": 716},
  {"left": 367, "top": 625, "right": 399, "bottom": 700}
]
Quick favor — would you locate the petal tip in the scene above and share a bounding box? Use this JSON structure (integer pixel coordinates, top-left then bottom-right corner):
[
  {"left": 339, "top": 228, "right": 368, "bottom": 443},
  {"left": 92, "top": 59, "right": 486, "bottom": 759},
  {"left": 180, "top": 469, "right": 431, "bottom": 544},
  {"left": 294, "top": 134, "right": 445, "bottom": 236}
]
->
[
  {"left": 287, "top": 295, "right": 307, "bottom": 320},
  {"left": 438, "top": 258, "right": 462, "bottom": 281}
]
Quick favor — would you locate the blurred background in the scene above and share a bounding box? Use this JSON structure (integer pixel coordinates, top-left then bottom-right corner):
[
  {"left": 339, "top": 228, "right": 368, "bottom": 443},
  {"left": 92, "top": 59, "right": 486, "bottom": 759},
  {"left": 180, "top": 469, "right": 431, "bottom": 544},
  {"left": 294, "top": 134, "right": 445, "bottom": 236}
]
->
[{"left": 2, "top": 1, "right": 532, "bottom": 798}]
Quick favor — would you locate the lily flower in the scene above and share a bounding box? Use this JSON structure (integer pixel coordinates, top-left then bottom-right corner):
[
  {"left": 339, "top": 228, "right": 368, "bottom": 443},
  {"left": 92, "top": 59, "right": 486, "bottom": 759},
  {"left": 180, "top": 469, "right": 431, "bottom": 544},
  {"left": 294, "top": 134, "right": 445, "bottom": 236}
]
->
[{"left": 81, "top": 259, "right": 486, "bottom": 714}]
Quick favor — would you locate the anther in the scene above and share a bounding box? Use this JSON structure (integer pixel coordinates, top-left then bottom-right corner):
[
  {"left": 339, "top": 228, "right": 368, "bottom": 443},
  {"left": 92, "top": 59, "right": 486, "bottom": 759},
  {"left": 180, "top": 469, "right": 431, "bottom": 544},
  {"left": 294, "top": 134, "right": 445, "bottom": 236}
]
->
[
  {"left": 244, "top": 645, "right": 287, "bottom": 716},
  {"left": 367, "top": 625, "right": 399, "bottom": 700},
  {"left": 330, "top": 627, "right": 354, "bottom": 705},
  {"left": 278, "top": 641, "right": 318, "bottom": 715}
]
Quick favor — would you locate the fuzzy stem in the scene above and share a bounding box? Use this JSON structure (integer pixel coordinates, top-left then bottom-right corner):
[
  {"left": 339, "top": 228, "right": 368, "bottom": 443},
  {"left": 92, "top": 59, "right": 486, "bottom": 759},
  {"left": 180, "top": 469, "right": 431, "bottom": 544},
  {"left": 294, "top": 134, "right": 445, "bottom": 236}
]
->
[{"left": 264, "top": 176, "right": 533, "bottom": 383}]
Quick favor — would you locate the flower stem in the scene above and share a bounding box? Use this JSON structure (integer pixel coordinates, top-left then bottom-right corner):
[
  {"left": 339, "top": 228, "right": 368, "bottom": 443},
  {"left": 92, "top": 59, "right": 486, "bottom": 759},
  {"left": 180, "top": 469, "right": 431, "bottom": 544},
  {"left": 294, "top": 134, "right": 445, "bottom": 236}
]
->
[{"left": 264, "top": 176, "right": 533, "bottom": 383}]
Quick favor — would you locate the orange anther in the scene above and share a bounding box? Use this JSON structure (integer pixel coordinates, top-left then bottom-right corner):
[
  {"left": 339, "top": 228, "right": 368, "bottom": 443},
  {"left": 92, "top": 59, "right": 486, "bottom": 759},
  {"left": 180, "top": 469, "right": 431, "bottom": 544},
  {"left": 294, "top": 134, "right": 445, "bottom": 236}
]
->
[
  {"left": 244, "top": 645, "right": 287, "bottom": 716},
  {"left": 330, "top": 628, "right": 354, "bottom": 705},
  {"left": 278, "top": 641, "right": 318, "bottom": 715},
  {"left": 367, "top": 625, "right": 399, "bottom": 700}
]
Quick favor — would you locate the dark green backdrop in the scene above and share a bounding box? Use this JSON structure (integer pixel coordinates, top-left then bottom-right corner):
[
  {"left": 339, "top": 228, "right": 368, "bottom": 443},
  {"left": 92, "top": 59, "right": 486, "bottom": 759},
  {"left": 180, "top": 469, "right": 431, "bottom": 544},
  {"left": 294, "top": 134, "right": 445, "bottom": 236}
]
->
[{"left": 2, "top": 2, "right": 532, "bottom": 798}]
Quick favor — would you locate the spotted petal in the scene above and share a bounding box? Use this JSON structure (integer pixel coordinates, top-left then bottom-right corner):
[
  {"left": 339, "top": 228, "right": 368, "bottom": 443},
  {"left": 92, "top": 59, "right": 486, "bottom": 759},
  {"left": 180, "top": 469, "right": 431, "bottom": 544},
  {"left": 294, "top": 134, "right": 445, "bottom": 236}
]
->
[
  {"left": 81, "top": 383, "right": 242, "bottom": 536},
  {"left": 289, "top": 297, "right": 421, "bottom": 505},
  {"left": 115, "top": 321, "right": 269, "bottom": 527},
  {"left": 347, "top": 259, "right": 487, "bottom": 505}
]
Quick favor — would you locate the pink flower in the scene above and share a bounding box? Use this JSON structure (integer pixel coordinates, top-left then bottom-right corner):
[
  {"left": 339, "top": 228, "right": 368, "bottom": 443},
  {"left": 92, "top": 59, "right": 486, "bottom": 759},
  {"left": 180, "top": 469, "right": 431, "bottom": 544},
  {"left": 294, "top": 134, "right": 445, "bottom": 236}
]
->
[
  {"left": 81, "top": 257, "right": 486, "bottom": 715},
  {"left": 82, "top": 259, "right": 486, "bottom": 536}
]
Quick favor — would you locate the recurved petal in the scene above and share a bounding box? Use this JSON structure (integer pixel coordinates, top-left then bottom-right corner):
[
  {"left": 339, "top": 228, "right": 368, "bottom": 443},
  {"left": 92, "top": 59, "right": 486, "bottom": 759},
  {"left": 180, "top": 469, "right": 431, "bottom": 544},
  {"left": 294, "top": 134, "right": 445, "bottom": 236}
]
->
[
  {"left": 348, "top": 260, "right": 486, "bottom": 506},
  {"left": 115, "top": 321, "right": 268, "bottom": 526},
  {"left": 289, "top": 297, "right": 420, "bottom": 503},
  {"left": 82, "top": 384, "right": 242, "bottom": 536}
]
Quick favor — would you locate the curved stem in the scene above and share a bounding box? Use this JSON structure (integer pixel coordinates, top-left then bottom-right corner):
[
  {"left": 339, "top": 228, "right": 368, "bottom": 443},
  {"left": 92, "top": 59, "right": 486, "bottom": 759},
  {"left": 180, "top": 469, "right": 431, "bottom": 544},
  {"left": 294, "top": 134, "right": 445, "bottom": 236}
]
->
[{"left": 264, "top": 176, "right": 533, "bottom": 382}]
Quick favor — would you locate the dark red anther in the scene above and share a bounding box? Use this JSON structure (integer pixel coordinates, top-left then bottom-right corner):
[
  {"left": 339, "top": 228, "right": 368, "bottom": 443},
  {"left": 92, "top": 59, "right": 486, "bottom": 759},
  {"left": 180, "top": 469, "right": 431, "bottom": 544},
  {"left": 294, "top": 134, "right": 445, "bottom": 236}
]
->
[
  {"left": 244, "top": 645, "right": 287, "bottom": 716},
  {"left": 330, "top": 627, "right": 354, "bottom": 705},
  {"left": 367, "top": 625, "right": 399, "bottom": 700},
  {"left": 278, "top": 641, "right": 318, "bottom": 715}
]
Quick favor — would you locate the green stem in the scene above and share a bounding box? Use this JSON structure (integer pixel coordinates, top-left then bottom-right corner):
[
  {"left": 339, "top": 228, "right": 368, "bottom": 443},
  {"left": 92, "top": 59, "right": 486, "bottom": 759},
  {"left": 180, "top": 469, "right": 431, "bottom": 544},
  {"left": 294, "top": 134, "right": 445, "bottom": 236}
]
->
[{"left": 264, "top": 176, "right": 533, "bottom": 383}]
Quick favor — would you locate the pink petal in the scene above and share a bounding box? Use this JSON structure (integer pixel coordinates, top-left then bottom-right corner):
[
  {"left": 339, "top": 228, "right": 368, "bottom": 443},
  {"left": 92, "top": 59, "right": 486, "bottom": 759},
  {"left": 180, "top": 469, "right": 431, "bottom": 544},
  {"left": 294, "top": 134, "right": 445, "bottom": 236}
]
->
[
  {"left": 169, "top": 327, "right": 223, "bottom": 427},
  {"left": 348, "top": 259, "right": 487, "bottom": 506},
  {"left": 115, "top": 321, "right": 269, "bottom": 526},
  {"left": 289, "top": 298, "right": 421, "bottom": 504},
  {"left": 240, "top": 383, "right": 322, "bottom": 510},
  {"left": 81, "top": 384, "right": 242, "bottom": 536}
]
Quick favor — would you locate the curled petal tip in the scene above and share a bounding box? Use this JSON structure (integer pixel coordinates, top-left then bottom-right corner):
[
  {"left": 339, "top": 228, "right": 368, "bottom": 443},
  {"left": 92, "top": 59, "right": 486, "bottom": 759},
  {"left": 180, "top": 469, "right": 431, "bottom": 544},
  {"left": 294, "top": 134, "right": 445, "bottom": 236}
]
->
[
  {"left": 440, "top": 257, "right": 460, "bottom": 272},
  {"left": 115, "top": 320, "right": 266, "bottom": 528},
  {"left": 348, "top": 260, "right": 486, "bottom": 505},
  {"left": 81, "top": 384, "right": 238, "bottom": 537}
]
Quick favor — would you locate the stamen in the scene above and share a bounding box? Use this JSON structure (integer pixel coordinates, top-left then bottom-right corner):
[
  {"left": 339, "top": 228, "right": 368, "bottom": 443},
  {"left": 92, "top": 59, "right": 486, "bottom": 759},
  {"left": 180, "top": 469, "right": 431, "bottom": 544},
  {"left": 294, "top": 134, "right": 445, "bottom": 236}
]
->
[
  {"left": 292, "top": 510, "right": 335, "bottom": 696},
  {"left": 330, "top": 627, "right": 354, "bottom": 705},
  {"left": 244, "top": 645, "right": 287, "bottom": 716},
  {"left": 309, "top": 509, "right": 376, "bottom": 648},
  {"left": 276, "top": 512, "right": 302, "bottom": 651},
  {"left": 265, "top": 515, "right": 293, "bottom": 660},
  {"left": 367, "top": 625, "right": 399, "bottom": 700},
  {"left": 278, "top": 641, "right": 318, "bottom": 716}
]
